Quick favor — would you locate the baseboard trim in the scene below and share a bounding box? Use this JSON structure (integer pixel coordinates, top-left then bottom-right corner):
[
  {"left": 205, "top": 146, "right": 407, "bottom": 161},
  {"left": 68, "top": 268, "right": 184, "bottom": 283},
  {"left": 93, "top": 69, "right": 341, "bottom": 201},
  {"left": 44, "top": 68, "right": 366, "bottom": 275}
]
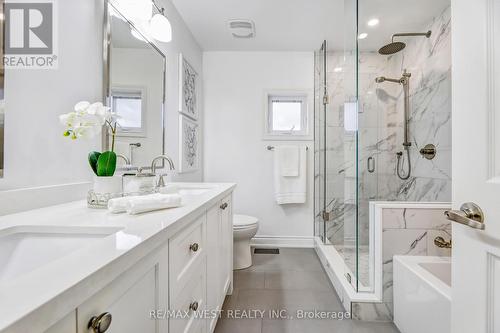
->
[{"left": 251, "top": 236, "right": 314, "bottom": 248}]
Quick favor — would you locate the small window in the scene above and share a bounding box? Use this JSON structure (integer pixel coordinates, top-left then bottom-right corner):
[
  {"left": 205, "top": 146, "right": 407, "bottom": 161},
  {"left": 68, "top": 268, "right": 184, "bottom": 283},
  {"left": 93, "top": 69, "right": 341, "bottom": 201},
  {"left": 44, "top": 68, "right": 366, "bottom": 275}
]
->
[
  {"left": 265, "top": 93, "right": 309, "bottom": 138},
  {"left": 111, "top": 89, "right": 146, "bottom": 137}
]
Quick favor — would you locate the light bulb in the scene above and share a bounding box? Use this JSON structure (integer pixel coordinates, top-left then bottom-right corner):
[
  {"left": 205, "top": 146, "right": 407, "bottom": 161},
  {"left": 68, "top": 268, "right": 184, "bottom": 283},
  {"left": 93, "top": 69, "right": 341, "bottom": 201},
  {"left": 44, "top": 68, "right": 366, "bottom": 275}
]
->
[
  {"left": 116, "top": 0, "right": 152, "bottom": 22},
  {"left": 130, "top": 28, "right": 146, "bottom": 42},
  {"left": 150, "top": 13, "right": 172, "bottom": 43}
]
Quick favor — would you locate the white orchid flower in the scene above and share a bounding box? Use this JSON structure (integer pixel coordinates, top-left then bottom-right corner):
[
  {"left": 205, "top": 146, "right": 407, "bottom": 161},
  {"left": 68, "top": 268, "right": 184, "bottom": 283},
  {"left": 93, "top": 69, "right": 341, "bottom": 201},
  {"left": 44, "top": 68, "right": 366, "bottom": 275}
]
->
[
  {"left": 61, "top": 101, "right": 119, "bottom": 145},
  {"left": 74, "top": 101, "right": 91, "bottom": 112}
]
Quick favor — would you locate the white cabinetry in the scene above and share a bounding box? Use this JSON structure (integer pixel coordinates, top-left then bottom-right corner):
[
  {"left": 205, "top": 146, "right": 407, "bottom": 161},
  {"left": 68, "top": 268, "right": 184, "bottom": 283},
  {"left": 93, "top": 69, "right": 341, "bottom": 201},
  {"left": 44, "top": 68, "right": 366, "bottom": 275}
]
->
[
  {"left": 23, "top": 190, "right": 234, "bottom": 333},
  {"left": 206, "top": 195, "right": 233, "bottom": 332},
  {"left": 77, "top": 245, "right": 168, "bottom": 333}
]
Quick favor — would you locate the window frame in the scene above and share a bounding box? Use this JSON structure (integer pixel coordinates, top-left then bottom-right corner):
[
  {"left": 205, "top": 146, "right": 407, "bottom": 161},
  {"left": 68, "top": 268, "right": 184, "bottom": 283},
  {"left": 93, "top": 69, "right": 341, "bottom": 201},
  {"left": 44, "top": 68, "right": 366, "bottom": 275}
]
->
[
  {"left": 264, "top": 90, "right": 312, "bottom": 141},
  {"left": 111, "top": 87, "right": 147, "bottom": 138}
]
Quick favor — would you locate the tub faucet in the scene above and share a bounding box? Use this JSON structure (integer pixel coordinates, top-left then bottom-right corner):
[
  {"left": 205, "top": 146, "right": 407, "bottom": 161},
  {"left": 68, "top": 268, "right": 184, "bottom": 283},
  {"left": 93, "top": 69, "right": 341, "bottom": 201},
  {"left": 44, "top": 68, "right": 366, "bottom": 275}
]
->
[
  {"left": 434, "top": 236, "right": 452, "bottom": 249},
  {"left": 151, "top": 155, "right": 176, "bottom": 188}
]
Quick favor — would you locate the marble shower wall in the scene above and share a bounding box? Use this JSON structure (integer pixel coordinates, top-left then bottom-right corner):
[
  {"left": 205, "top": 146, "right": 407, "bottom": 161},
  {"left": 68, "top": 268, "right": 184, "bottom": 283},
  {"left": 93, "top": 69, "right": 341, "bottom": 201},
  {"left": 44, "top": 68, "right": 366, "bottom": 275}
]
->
[
  {"left": 352, "top": 205, "right": 451, "bottom": 321},
  {"left": 314, "top": 6, "right": 451, "bottom": 249}
]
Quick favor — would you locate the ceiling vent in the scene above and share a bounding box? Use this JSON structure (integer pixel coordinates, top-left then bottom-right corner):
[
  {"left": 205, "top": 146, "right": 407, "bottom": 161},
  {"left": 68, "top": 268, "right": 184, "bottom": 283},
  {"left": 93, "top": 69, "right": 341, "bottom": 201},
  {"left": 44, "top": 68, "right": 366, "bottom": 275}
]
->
[{"left": 228, "top": 19, "right": 255, "bottom": 39}]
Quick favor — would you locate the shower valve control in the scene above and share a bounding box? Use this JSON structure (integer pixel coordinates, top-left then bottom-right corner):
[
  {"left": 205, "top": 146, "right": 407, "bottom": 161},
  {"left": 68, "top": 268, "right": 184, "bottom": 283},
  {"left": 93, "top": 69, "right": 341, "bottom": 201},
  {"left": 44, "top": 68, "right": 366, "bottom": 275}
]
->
[{"left": 322, "top": 211, "right": 331, "bottom": 222}]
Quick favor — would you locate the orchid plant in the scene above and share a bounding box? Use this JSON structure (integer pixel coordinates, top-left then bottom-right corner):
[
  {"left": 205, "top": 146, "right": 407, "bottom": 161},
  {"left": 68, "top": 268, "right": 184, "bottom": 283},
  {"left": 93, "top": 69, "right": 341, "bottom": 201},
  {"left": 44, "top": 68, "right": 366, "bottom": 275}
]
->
[{"left": 60, "top": 101, "right": 119, "bottom": 177}]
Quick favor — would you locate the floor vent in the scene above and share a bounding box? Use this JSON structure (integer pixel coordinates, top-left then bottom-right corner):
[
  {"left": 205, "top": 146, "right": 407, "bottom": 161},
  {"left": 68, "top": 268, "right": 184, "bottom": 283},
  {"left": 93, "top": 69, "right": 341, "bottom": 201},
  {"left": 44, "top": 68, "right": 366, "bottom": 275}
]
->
[{"left": 254, "top": 248, "right": 280, "bottom": 254}]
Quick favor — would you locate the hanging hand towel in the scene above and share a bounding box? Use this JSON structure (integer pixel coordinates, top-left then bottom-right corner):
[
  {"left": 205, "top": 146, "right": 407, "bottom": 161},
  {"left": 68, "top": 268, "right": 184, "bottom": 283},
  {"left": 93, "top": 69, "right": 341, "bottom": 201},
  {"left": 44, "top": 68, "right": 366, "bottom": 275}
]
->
[
  {"left": 274, "top": 146, "right": 307, "bottom": 204},
  {"left": 277, "top": 145, "right": 300, "bottom": 177}
]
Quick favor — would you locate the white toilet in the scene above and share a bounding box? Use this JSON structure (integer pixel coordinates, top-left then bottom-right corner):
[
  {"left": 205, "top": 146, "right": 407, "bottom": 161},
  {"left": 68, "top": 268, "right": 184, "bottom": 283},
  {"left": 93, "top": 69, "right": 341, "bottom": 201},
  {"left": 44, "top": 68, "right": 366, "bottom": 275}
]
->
[{"left": 233, "top": 215, "right": 259, "bottom": 270}]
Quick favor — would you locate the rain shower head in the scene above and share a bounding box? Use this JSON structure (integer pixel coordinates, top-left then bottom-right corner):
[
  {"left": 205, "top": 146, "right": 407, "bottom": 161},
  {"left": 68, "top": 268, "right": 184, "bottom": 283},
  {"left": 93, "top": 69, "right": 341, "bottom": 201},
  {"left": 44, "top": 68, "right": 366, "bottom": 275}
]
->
[
  {"left": 378, "top": 30, "right": 432, "bottom": 55},
  {"left": 379, "top": 42, "right": 406, "bottom": 55}
]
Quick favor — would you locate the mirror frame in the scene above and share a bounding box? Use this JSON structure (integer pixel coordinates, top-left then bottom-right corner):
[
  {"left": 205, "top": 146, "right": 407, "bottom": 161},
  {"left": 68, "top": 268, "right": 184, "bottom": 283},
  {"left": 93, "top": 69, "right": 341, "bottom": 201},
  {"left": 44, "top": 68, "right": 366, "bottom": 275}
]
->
[
  {"left": 0, "top": 0, "right": 5, "bottom": 178},
  {"left": 102, "top": 0, "right": 166, "bottom": 170}
]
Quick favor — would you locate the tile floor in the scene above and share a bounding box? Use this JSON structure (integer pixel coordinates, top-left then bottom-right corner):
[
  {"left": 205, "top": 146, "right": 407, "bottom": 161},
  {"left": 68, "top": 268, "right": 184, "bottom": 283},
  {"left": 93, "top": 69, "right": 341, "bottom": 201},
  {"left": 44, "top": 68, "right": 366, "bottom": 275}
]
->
[{"left": 215, "top": 248, "right": 400, "bottom": 333}]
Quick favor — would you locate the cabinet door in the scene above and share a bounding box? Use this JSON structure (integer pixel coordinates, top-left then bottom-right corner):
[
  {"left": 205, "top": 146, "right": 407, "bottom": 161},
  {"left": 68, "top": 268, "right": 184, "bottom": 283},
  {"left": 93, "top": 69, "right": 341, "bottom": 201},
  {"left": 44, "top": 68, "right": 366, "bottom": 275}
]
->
[
  {"left": 219, "top": 195, "right": 233, "bottom": 298},
  {"left": 77, "top": 246, "right": 168, "bottom": 333},
  {"left": 206, "top": 203, "right": 221, "bottom": 332}
]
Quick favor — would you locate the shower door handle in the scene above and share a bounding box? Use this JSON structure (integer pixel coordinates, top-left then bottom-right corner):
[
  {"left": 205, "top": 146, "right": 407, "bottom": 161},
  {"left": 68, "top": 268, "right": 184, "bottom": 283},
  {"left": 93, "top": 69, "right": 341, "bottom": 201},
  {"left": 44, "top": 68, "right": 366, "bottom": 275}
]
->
[{"left": 367, "top": 157, "right": 375, "bottom": 173}]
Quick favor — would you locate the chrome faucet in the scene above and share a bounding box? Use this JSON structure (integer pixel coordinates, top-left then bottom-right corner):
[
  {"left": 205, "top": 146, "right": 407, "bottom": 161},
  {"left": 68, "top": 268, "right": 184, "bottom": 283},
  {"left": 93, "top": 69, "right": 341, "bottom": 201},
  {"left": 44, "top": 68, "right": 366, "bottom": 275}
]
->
[
  {"left": 116, "top": 154, "right": 131, "bottom": 165},
  {"left": 151, "top": 155, "right": 176, "bottom": 188}
]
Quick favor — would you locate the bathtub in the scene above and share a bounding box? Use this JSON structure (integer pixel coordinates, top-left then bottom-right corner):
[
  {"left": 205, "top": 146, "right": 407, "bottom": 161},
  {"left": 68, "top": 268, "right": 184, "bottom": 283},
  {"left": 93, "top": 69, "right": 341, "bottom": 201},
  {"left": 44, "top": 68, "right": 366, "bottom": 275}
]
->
[{"left": 393, "top": 256, "right": 451, "bottom": 333}]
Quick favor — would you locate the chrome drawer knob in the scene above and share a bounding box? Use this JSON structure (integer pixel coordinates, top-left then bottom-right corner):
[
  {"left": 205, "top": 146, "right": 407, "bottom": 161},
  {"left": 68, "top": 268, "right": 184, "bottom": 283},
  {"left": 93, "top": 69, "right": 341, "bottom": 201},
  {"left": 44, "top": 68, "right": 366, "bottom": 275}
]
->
[
  {"left": 88, "top": 312, "right": 112, "bottom": 333},
  {"left": 189, "top": 301, "right": 199, "bottom": 312},
  {"left": 220, "top": 203, "right": 228, "bottom": 210},
  {"left": 189, "top": 243, "right": 199, "bottom": 252}
]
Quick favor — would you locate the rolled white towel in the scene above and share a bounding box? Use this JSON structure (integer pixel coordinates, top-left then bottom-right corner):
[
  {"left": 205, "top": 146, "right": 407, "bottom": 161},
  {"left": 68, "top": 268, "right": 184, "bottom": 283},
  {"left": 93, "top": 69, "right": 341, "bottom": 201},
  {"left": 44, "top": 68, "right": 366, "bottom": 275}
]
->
[
  {"left": 108, "top": 196, "right": 131, "bottom": 214},
  {"left": 126, "top": 193, "right": 182, "bottom": 215}
]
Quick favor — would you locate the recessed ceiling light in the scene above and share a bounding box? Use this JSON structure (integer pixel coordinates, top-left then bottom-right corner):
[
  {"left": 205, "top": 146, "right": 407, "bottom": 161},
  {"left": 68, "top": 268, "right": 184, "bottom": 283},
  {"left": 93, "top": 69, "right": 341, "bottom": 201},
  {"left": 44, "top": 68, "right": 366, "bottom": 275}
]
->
[
  {"left": 367, "top": 18, "right": 380, "bottom": 27},
  {"left": 334, "top": 67, "right": 343, "bottom": 72},
  {"left": 358, "top": 33, "right": 368, "bottom": 40}
]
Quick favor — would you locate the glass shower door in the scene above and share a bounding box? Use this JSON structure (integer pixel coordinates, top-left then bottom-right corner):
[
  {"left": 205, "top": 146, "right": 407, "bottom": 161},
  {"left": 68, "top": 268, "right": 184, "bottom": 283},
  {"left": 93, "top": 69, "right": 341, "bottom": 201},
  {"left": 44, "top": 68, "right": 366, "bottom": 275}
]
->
[{"left": 314, "top": 37, "right": 360, "bottom": 291}]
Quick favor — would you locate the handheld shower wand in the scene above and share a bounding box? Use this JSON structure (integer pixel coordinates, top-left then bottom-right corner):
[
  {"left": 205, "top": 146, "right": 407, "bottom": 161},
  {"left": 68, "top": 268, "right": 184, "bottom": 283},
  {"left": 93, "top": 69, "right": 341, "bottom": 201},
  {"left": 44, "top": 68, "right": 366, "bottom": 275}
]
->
[{"left": 375, "top": 70, "right": 412, "bottom": 180}]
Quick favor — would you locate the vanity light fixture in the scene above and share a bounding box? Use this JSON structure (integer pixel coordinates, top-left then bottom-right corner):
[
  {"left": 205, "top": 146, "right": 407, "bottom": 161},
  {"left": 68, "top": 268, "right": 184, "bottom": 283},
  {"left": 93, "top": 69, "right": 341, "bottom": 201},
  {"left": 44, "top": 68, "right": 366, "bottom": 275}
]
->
[
  {"left": 367, "top": 18, "right": 380, "bottom": 27},
  {"left": 130, "top": 27, "right": 147, "bottom": 42},
  {"left": 150, "top": 0, "right": 172, "bottom": 43},
  {"left": 358, "top": 32, "right": 368, "bottom": 40},
  {"left": 116, "top": 0, "right": 152, "bottom": 22}
]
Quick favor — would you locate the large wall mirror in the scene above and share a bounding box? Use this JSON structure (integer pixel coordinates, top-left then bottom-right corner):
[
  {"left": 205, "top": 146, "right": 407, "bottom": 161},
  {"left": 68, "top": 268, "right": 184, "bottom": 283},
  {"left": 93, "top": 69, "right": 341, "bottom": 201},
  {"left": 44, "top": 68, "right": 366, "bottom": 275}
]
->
[{"left": 104, "top": 1, "right": 166, "bottom": 169}]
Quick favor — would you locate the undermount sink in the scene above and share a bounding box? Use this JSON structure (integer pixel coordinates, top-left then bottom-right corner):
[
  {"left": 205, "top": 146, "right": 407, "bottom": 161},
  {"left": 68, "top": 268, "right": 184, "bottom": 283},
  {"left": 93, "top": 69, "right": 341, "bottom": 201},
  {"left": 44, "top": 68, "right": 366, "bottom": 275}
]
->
[
  {"left": 163, "top": 184, "right": 214, "bottom": 197},
  {"left": 0, "top": 226, "right": 122, "bottom": 283},
  {"left": 178, "top": 188, "right": 211, "bottom": 196}
]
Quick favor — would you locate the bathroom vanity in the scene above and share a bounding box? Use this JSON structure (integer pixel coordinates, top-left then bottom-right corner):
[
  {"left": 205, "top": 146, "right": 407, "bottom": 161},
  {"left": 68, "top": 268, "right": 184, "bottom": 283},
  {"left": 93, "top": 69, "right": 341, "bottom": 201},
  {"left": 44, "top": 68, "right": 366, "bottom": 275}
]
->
[{"left": 0, "top": 183, "right": 235, "bottom": 333}]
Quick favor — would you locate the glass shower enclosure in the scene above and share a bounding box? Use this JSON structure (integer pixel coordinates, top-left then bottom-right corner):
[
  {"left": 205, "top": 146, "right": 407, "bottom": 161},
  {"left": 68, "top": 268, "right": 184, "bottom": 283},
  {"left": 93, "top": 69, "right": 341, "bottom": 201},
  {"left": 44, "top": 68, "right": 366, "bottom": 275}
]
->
[
  {"left": 314, "top": 0, "right": 452, "bottom": 294},
  {"left": 314, "top": 0, "right": 371, "bottom": 293}
]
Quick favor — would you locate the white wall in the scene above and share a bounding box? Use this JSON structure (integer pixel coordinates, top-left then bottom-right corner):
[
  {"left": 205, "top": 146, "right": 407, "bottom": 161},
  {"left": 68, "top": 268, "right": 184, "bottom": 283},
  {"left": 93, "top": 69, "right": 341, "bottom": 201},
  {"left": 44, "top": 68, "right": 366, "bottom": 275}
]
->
[
  {"left": 203, "top": 52, "right": 314, "bottom": 239},
  {"left": 0, "top": 0, "right": 203, "bottom": 212},
  {"left": 152, "top": 0, "right": 203, "bottom": 182},
  {"left": 1, "top": 0, "right": 103, "bottom": 191}
]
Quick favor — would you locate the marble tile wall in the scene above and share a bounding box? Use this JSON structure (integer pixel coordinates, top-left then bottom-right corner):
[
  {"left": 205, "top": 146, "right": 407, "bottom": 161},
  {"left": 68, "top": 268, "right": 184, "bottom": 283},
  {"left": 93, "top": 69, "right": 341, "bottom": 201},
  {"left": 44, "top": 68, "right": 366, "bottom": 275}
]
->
[
  {"left": 351, "top": 206, "right": 451, "bottom": 321},
  {"left": 314, "top": 6, "right": 451, "bottom": 290}
]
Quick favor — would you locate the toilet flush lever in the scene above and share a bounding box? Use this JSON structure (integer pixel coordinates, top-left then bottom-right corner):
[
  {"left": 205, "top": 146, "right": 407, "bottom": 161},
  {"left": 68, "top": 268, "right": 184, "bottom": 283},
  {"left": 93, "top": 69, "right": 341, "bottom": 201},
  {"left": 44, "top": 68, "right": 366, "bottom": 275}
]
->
[
  {"left": 220, "top": 203, "right": 228, "bottom": 210},
  {"left": 445, "top": 202, "right": 485, "bottom": 230}
]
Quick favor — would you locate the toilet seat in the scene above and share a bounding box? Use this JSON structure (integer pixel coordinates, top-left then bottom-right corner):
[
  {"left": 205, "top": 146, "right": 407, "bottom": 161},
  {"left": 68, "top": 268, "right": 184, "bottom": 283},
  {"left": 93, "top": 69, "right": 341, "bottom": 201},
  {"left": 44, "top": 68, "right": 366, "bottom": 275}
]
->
[{"left": 233, "top": 215, "right": 259, "bottom": 230}]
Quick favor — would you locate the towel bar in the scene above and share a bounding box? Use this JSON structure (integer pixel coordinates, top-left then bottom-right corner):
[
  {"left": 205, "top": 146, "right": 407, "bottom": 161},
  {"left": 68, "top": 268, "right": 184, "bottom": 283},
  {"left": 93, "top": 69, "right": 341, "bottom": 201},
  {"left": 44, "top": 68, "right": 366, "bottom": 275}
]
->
[{"left": 267, "top": 146, "right": 309, "bottom": 151}]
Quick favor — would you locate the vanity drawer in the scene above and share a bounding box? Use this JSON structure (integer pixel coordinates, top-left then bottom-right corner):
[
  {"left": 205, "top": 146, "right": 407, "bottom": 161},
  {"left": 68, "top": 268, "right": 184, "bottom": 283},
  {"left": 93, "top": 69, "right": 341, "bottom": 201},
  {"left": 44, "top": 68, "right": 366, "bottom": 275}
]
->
[
  {"left": 169, "top": 213, "right": 206, "bottom": 297},
  {"left": 170, "top": 258, "right": 207, "bottom": 333}
]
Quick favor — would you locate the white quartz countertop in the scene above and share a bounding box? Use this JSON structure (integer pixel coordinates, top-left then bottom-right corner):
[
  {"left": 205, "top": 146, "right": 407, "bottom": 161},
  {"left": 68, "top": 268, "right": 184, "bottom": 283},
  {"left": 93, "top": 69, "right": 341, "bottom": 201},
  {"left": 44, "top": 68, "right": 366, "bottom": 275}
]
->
[{"left": 0, "top": 182, "right": 236, "bottom": 332}]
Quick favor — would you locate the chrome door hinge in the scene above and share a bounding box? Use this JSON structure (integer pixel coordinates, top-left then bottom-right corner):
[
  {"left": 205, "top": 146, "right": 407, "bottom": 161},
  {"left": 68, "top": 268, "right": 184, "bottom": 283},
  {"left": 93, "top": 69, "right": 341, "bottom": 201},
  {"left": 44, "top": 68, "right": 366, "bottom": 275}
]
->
[
  {"left": 322, "top": 211, "right": 331, "bottom": 222},
  {"left": 323, "top": 94, "right": 329, "bottom": 105}
]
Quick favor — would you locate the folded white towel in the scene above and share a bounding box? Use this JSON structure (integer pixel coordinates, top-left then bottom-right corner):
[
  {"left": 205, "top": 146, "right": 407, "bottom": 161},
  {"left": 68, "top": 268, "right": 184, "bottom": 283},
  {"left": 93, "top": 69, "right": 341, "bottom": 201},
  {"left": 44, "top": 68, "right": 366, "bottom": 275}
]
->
[
  {"left": 108, "top": 196, "right": 131, "bottom": 214},
  {"left": 108, "top": 193, "right": 182, "bottom": 214},
  {"left": 276, "top": 146, "right": 300, "bottom": 177},
  {"left": 126, "top": 193, "right": 182, "bottom": 215},
  {"left": 274, "top": 146, "right": 307, "bottom": 205}
]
